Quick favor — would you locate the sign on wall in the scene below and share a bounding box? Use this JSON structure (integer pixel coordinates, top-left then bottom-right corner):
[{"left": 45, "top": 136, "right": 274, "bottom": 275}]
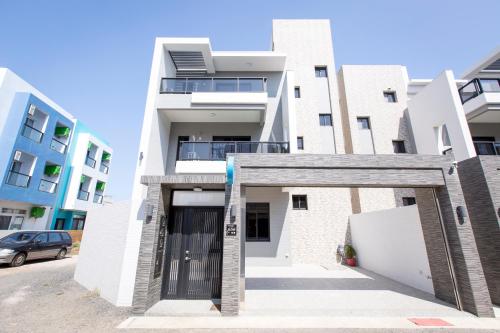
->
[{"left": 154, "top": 215, "right": 167, "bottom": 278}]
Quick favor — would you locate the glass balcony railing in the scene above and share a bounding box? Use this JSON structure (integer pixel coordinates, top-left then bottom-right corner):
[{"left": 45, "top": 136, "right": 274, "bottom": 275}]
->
[
  {"left": 160, "top": 77, "right": 267, "bottom": 94},
  {"left": 177, "top": 141, "right": 289, "bottom": 161},
  {"left": 459, "top": 78, "right": 500, "bottom": 104},
  {"left": 50, "top": 138, "right": 67, "bottom": 154},
  {"left": 22, "top": 124, "right": 44, "bottom": 143},
  {"left": 85, "top": 156, "right": 96, "bottom": 168},
  {"left": 93, "top": 193, "right": 103, "bottom": 204},
  {"left": 39, "top": 179, "right": 57, "bottom": 193},
  {"left": 77, "top": 189, "right": 90, "bottom": 201},
  {"left": 474, "top": 141, "right": 500, "bottom": 155},
  {"left": 6, "top": 171, "right": 31, "bottom": 188},
  {"left": 99, "top": 163, "right": 109, "bottom": 174}
]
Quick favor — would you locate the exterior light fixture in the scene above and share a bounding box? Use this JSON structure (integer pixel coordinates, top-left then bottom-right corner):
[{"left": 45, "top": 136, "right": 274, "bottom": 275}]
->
[{"left": 193, "top": 187, "right": 202, "bottom": 192}]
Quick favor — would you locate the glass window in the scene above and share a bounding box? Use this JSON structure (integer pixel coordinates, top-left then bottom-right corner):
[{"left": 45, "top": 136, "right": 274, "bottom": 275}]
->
[
  {"left": 246, "top": 203, "right": 270, "bottom": 242},
  {"left": 61, "top": 233, "right": 71, "bottom": 241},
  {"left": 319, "top": 114, "right": 332, "bottom": 126},
  {"left": 403, "top": 197, "right": 416, "bottom": 206},
  {"left": 48, "top": 232, "right": 62, "bottom": 242},
  {"left": 383, "top": 91, "right": 397, "bottom": 103},
  {"left": 392, "top": 140, "right": 406, "bottom": 153},
  {"left": 294, "top": 87, "right": 301, "bottom": 98},
  {"left": 357, "top": 117, "right": 370, "bottom": 130},
  {"left": 479, "top": 79, "right": 500, "bottom": 92},
  {"left": 315, "top": 66, "right": 328, "bottom": 77},
  {"left": 33, "top": 233, "right": 48, "bottom": 243},
  {"left": 292, "top": 195, "right": 308, "bottom": 210},
  {"left": 297, "top": 137, "right": 304, "bottom": 150}
]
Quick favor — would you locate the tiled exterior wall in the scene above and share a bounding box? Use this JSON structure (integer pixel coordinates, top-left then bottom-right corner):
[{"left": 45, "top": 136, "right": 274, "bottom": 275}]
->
[{"left": 459, "top": 156, "right": 500, "bottom": 305}]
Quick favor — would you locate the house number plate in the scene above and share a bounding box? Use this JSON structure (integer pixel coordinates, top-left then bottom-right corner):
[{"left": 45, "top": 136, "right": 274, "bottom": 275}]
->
[{"left": 226, "top": 224, "right": 237, "bottom": 236}]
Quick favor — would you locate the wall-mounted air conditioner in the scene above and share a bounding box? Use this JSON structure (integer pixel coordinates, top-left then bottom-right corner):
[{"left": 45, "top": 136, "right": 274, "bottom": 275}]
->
[{"left": 14, "top": 151, "right": 22, "bottom": 161}]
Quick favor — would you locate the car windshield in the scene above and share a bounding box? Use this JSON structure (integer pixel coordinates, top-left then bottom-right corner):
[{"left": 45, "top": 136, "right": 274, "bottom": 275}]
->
[{"left": 1, "top": 232, "right": 37, "bottom": 243}]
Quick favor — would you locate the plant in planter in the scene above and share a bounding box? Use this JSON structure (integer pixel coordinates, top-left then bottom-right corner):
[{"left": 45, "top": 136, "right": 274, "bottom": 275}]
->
[
  {"left": 30, "top": 206, "right": 46, "bottom": 218},
  {"left": 344, "top": 244, "right": 357, "bottom": 267}
]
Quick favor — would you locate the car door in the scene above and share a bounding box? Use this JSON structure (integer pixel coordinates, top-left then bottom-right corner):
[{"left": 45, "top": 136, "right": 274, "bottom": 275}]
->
[
  {"left": 28, "top": 233, "right": 49, "bottom": 260},
  {"left": 47, "top": 232, "right": 63, "bottom": 256}
]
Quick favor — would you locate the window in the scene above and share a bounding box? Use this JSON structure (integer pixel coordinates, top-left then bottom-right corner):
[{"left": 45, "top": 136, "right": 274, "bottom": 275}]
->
[
  {"left": 33, "top": 233, "right": 48, "bottom": 243},
  {"left": 294, "top": 87, "right": 301, "bottom": 98},
  {"left": 48, "top": 232, "right": 62, "bottom": 242},
  {"left": 246, "top": 203, "right": 270, "bottom": 242},
  {"left": 403, "top": 197, "right": 416, "bottom": 206},
  {"left": 61, "top": 232, "right": 71, "bottom": 241},
  {"left": 357, "top": 117, "right": 370, "bottom": 129},
  {"left": 319, "top": 114, "right": 332, "bottom": 126},
  {"left": 292, "top": 195, "right": 308, "bottom": 210},
  {"left": 297, "top": 137, "right": 304, "bottom": 150},
  {"left": 383, "top": 91, "right": 397, "bottom": 103},
  {"left": 392, "top": 140, "right": 406, "bottom": 153},
  {"left": 315, "top": 66, "right": 328, "bottom": 77}
]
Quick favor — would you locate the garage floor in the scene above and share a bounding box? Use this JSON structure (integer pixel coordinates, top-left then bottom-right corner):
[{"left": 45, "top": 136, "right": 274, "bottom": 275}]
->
[{"left": 242, "top": 264, "right": 472, "bottom": 317}]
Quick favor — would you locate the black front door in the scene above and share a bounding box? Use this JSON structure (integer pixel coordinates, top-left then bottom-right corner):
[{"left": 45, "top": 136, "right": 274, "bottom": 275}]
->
[{"left": 161, "top": 207, "right": 224, "bottom": 300}]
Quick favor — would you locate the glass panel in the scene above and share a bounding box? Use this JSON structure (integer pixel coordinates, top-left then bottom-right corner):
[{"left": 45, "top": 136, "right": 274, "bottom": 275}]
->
[
  {"left": 459, "top": 80, "right": 480, "bottom": 103},
  {"left": 39, "top": 179, "right": 57, "bottom": 193},
  {"left": 479, "top": 79, "right": 500, "bottom": 92},
  {"left": 22, "top": 124, "right": 43, "bottom": 143},
  {"left": 186, "top": 79, "right": 212, "bottom": 92},
  {"left": 213, "top": 79, "right": 237, "bottom": 92},
  {"left": 238, "top": 79, "right": 264, "bottom": 92},
  {"left": 6, "top": 171, "right": 30, "bottom": 187},
  {"left": 50, "top": 138, "right": 67, "bottom": 154},
  {"left": 161, "top": 78, "right": 187, "bottom": 93},
  {"left": 78, "top": 190, "right": 89, "bottom": 201},
  {"left": 257, "top": 213, "right": 270, "bottom": 239},
  {"left": 474, "top": 142, "right": 497, "bottom": 155},
  {"left": 85, "top": 156, "right": 96, "bottom": 168},
  {"left": 0, "top": 216, "right": 11, "bottom": 230},
  {"left": 357, "top": 118, "right": 370, "bottom": 129},
  {"left": 246, "top": 213, "right": 257, "bottom": 239}
]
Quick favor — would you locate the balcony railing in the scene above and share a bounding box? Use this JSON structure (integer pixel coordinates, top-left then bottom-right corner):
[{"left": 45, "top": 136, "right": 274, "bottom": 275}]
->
[
  {"left": 77, "top": 189, "right": 90, "bottom": 201},
  {"left": 459, "top": 78, "right": 500, "bottom": 104},
  {"left": 99, "top": 163, "right": 109, "bottom": 174},
  {"left": 22, "top": 123, "right": 44, "bottom": 143},
  {"left": 177, "top": 141, "right": 289, "bottom": 161},
  {"left": 160, "top": 77, "right": 267, "bottom": 94},
  {"left": 85, "top": 156, "right": 96, "bottom": 168},
  {"left": 93, "top": 193, "right": 103, "bottom": 204},
  {"left": 39, "top": 179, "right": 57, "bottom": 193},
  {"left": 474, "top": 141, "right": 500, "bottom": 156},
  {"left": 6, "top": 171, "right": 31, "bottom": 188},
  {"left": 50, "top": 138, "right": 67, "bottom": 154}
]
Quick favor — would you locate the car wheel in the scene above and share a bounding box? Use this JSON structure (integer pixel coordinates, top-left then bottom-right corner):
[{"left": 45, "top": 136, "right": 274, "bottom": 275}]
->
[
  {"left": 56, "top": 248, "right": 67, "bottom": 260},
  {"left": 10, "top": 253, "right": 26, "bottom": 267}
]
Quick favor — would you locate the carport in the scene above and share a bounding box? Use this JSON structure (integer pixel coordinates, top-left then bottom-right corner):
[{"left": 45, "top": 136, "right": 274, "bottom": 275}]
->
[{"left": 222, "top": 154, "right": 494, "bottom": 317}]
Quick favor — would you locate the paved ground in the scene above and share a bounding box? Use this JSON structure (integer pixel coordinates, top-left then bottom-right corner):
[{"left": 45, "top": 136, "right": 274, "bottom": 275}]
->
[{"left": 0, "top": 255, "right": 131, "bottom": 333}]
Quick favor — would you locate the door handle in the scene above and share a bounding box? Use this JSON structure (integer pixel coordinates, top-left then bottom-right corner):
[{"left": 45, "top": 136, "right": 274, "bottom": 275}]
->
[{"left": 185, "top": 256, "right": 191, "bottom": 262}]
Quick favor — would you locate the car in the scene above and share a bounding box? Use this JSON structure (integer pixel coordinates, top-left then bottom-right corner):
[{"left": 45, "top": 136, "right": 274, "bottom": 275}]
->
[{"left": 0, "top": 231, "right": 72, "bottom": 267}]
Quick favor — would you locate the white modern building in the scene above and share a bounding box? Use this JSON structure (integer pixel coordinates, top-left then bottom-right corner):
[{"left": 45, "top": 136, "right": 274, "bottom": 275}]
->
[
  {"left": 76, "top": 20, "right": 498, "bottom": 318},
  {"left": 0, "top": 68, "right": 112, "bottom": 231}
]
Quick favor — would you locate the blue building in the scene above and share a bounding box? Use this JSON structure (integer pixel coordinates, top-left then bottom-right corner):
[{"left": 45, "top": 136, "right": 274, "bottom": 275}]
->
[{"left": 0, "top": 68, "right": 112, "bottom": 230}]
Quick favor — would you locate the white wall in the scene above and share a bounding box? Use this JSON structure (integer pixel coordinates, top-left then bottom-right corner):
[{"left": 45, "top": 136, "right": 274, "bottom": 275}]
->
[
  {"left": 74, "top": 200, "right": 131, "bottom": 306},
  {"left": 407, "top": 70, "right": 476, "bottom": 162},
  {"left": 350, "top": 205, "right": 434, "bottom": 295}
]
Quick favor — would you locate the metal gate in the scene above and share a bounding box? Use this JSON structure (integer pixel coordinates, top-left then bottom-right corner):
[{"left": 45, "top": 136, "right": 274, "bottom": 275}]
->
[{"left": 161, "top": 206, "right": 224, "bottom": 299}]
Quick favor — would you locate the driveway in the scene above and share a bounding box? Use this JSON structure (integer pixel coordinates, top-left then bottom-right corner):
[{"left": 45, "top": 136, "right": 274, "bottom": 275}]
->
[{"left": 0, "top": 256, "right": 130, "bottom": 333}]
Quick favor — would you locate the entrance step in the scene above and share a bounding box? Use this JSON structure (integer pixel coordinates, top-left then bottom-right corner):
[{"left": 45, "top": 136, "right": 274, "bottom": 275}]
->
[{"left": 145, "top": 300, "right": 221, "bottom": 317}]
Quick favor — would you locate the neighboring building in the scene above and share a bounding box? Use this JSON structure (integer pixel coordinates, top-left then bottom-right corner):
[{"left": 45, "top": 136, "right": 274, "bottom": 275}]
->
[
  {"left": 0, "top": 68, "right": 112, "bottom": 231},
  {"left": 75, "top": 20, "right": 495, "bottom": 319}
]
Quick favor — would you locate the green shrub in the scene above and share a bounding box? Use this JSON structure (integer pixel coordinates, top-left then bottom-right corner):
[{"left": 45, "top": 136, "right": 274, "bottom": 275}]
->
[
  {"left": 344, "top": 244, "right": 356, "bottom": 259},
  {"left": 30, "top": 206, "right": 46, "bottom": 218}
]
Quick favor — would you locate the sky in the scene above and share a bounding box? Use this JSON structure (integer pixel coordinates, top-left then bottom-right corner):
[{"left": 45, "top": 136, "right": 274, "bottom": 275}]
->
[{"left": 1, "top": 0, "right": 499, "bottom": 200}]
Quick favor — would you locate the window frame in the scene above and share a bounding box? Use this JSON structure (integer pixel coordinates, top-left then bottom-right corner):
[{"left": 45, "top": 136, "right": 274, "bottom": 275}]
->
[
  {"left": 294, "top": 86, "right": 301, "bottom": 98},
  {"left": 402, "top": 197, "right": 416, "bottom": 206},
  {"left": 315, "top": 66, "right": 328, "bottom": 78},
  {"left": 292, "top": 195, "right": 308, "bottom": 210},
  {"left": 297, "top": 136, "right": 304, "bottom": 150},
  {"left": 357, "top": 117, "right": 371, "bottom": 130},
  {"left": 319, "top": 114, "right": 333, "bottom": 126},
  {"left": 246, "top": 203, "right": 270, "bottom": 242},
  {"left": 392, "top": 140, "right": 407, "bottom": 154},
  {"left": 383, "top": 91, "right": 397, "bottom": 103}
]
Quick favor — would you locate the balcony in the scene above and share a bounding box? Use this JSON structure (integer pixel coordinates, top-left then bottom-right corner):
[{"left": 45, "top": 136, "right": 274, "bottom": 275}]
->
[
  {"left": 474, "top": 141, "right": 500, "bottom": 155},
  {"left": 160, "top": 77, "right": 266, "bottom": 94},
  {"left": 459, "top": 78, "right": 500, "bottom": 122},
  {"left": 6, "top": 171, "right": 31, "bottom": 188},
  {"left": 50, "top": 138, "right": 67, "bottom": 154},
  {"left": 99, "top": 163, "right": 109, "bottom": 174},
  {"left": 93, "top": 193, "right": 103, "bottom": 204},
  {"left": 85, "top": 156, "right": 96, "bottom": 168},
  {"left": 175, "top": 141, "right": 289, "bottom": 174},
  {"left": 459, "top": 78, "right": 500, "bottom": 104},
  {"left": 39, "top": 179, "right": 57, "bottom": 193},
  {"left": 77, "top": 190, "right": 90, "bottom": 201},
  {"left": 21, "top": 123, "right": 44, "bottom": 143}
]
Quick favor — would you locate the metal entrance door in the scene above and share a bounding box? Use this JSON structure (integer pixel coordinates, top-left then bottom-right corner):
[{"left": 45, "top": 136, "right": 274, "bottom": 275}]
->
[{"left": 161, "top": 206, "right": 224, "bottom": 299}]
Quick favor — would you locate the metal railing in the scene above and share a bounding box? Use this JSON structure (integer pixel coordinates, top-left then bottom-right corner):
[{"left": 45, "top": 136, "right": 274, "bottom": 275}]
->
[
  {"left": 177, "top": 141, "right": 289, "bottom": 161},
  {"left": 160, "top": 77, "right": 267, "bottom": 94},
  {"left": 473, "top": 141, "right": 500, "bottom": 155},
  {"left": 77, "top": 189, "right": 90, "bottom": 201},
  {"left": 458, "top": 78, "right": 500, "bottom": 104},
  {"left": 6, "top": 171, "right": 31, "bottom": 187},
  {"left": 85, "top": 156, "right": 96, "bottom": 168},
  {"left": 39, "top": 179, "right": 57, "bottom": 193},
  {"left": 99, "top": 163, "right": 109, "bottom": 174},
  {"left": 22, "top": 123, "right": 44, "bottom": 143},
  {"left": 93, "top": 193, "right": 103, "bottom": 204},
  {"left": 50, "top": 138, "right": 67, "bottom": 154}
]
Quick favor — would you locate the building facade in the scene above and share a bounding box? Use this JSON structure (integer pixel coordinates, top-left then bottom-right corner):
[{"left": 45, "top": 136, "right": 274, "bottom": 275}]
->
[
  {"left": 75, "top": 20, "right": 497, "bottom": 318},
  {"left": 0, "top": 68, "right": 112, "bottom": 231}
]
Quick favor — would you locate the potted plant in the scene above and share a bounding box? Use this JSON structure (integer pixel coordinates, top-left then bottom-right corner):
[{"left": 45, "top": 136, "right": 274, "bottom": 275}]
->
[{"left": 344, "top": 244, "right": 357, "bottom": 267}]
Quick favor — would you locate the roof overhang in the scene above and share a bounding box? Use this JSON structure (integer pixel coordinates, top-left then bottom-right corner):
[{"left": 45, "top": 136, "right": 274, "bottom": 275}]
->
[{"left": 462, "top": 47, "right": 500, "bottom": 80}]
